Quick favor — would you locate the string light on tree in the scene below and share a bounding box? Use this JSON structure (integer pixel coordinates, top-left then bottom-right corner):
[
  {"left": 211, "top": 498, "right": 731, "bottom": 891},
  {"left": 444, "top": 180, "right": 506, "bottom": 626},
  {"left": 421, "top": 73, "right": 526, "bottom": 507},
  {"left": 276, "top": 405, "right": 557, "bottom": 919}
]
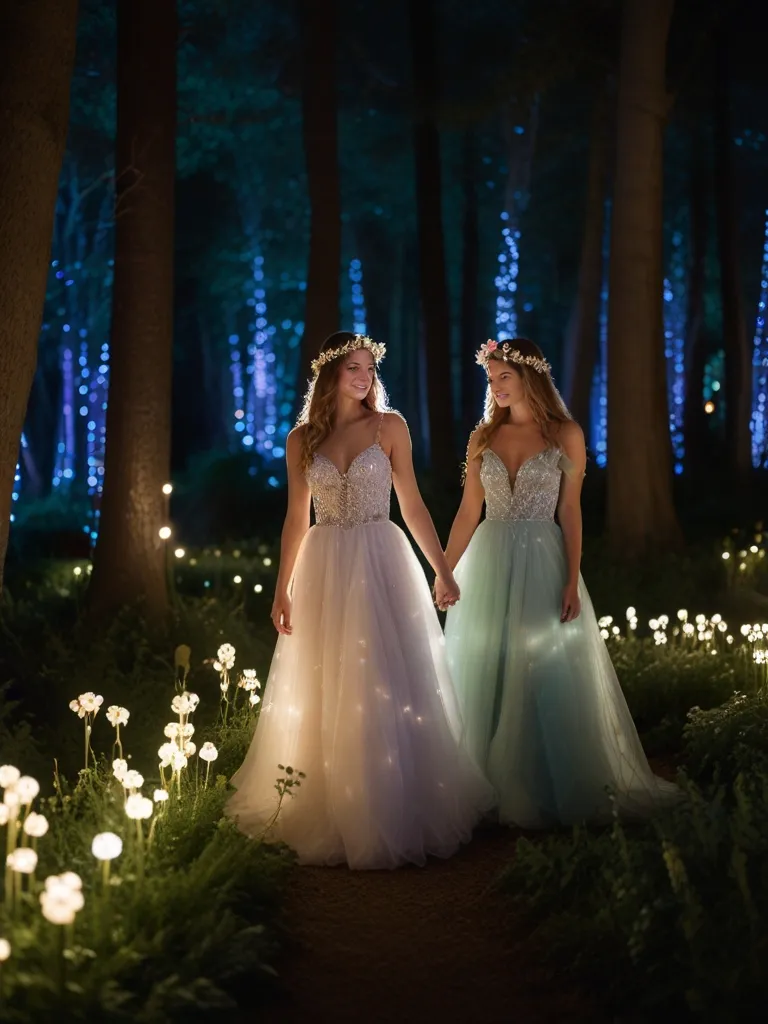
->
[
  {"left": 750, "top": 209, "right": 768, "bottom": 466},
  {"left": 349, "top": 258, "right": 367, "bottom": 334},
  {"left": 589, "top": 200, "right": 611, "bottom": 467},
  {"left": 663, "top": 226, "right": 687, "bottom": 473},
  {"left": 495, "top": 211, "right": 520, "bottom": 340}
]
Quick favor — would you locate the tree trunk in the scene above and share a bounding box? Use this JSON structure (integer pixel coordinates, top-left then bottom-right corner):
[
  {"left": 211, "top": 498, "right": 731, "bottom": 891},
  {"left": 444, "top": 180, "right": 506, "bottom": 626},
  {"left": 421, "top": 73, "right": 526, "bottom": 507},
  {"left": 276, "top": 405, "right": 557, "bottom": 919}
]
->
[
  {"left": 714, "top": 32, "right": 751, "bottom": 481},
  {"left": 563, "top": 91, "right": 609, "bottom": 433},
  {"left": 460, "top": 128, "right": 482, "bottom": 434},
  {"left": 88, "top": 0, "right": 176, "bottom": 622},
  {"left": 0, "top": 0, "right": 79, "bottom": 590},
  {"left": 606, "top": 0, "right": 682, "bottom": 554},
  {"left": 409, "top": 0, "right": 455, "bottom": 478},
  {"left": 298, "top": 0, "right": 341, "bottom": 387},
  {"left": 682, "top": 126, "right": 709, "bottom": 477}
]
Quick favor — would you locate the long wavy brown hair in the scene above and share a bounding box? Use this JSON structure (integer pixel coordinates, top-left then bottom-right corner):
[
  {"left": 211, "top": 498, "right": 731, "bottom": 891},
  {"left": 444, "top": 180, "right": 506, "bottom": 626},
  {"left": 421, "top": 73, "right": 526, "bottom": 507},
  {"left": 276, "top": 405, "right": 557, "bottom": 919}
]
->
[
  {"left": 297, "top": 331, "right": 390, "bottom": 471},
  {"left": 472, "top": 338, "right": 573, "bottom": 461}
]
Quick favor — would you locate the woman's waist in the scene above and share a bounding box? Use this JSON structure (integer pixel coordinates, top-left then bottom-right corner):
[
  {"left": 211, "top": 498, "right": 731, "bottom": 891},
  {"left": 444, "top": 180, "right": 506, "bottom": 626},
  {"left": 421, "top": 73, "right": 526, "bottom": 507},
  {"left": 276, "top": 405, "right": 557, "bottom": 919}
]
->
[{"left": 311, "top": 514, "right": 392, "bottom": 531}]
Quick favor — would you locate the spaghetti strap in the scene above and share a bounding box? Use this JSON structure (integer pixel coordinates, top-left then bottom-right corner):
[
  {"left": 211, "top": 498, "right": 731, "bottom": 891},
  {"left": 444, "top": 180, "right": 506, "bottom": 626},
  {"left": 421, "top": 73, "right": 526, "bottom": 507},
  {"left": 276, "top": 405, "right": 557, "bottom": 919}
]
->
[{"left": 375, "top": 411, "right": 385, "bottom": 445}]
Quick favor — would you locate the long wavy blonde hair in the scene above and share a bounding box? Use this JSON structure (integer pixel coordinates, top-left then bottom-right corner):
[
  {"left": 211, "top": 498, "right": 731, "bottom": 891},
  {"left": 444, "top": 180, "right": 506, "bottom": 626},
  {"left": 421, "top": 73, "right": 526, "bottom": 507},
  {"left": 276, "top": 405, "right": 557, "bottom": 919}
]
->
[
  {"left": 473, "top": 338, "right": 573, "bottom": 460},
  {"left": 297, "top": 331, "right": 390, "bottom": 471}
]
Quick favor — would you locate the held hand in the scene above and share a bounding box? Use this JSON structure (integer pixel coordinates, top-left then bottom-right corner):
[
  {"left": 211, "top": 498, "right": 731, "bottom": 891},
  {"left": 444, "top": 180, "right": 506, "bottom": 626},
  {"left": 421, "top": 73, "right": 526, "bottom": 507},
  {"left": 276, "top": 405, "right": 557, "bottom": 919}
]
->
[
  {"left": 560, "top": 582, "right": 581, "bottom": 623},
  {"left": 271, "top": 591, "right": 293, "bottom": 635},
  {"left": 434, "top": 574, "right": 460, "bottom": 611}
]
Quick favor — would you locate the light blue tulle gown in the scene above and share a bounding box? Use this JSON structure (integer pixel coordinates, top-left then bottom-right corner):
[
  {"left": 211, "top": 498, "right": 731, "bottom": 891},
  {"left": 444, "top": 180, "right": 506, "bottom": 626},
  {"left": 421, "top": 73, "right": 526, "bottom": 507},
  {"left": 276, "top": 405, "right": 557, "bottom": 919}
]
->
[{"left": 443, "top": 446, "right": 680, "bottom": 828}]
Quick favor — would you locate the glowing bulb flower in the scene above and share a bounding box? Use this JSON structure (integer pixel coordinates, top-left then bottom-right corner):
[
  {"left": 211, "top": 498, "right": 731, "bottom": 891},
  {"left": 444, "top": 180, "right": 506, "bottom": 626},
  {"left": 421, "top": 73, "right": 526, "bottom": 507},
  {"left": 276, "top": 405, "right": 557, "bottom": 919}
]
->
[
  {"left": 125, "top": 795, "right": 153, "bottom": 820},
  {"left": 121, "top": 770, "right": 144, "bottom": 791},
  {"left": 7, "top": 848, "right": 38, "bottom": 874},
  {"left": 106, "top": 706, "right": 130, "bottom": 727},
  {"left": 2, "top": 790, "right": 20, "bottom": 810},
  {"left": 164, "top": 722, "right": 181, "bottom": 739},
  {"left": 15, "top": 776, "right": 39, "bottom": 804},
  {"left": 199, "top": 742, "right": 218, "bottom": 763},
  {"left": 184, "top": 741, "right": 196, "bottom": 757},
  {"left": 249, "top": 692, "right": 261, "bottom": 706},
  {"left": 40, "top": 874, "right": 84, "bottom": 925},
  {"left": 158, "top": 743, "right": 175, "bottom": 768},
  {"left": 91, "top": 832, "right": 123, "bottom": 861},
  {"left": 112, "top": 758, "right": 128, "bottom": 782},
  {"left": 0, "top": 939, "right": 10, "bottom": 962},
  {"left": 171, "top": 692, "right": 199, "bottom": 716},
  {"left": 239, "top": 669, "right": 260, "bottom": 691},
  {"left": 0, "top": 766, "right": 20, "bottom": 789},
  {"left": 70, "top": 692, "right": 103, "bottom": 717},
  {"left": 0, "top": 806, "right": 9, "bottom": 826},
  {"left": 23, "top": 812, "right": 49, "bottom": 838},
  {"left": 153, "top": 789, "right": 169, "bottom": 803},
  {"left": 217, "top": 644, "right": 236, "bottom": 669},
  {"left": 171, "top": 750, "right": 188, "bottom": 772}
]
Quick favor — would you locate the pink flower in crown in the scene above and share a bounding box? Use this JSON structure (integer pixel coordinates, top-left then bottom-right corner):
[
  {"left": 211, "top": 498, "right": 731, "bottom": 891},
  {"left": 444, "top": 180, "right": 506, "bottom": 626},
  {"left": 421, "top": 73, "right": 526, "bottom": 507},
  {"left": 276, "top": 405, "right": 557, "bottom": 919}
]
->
[{"left": 475, "top": 339, "right": 498, "bottom": 366}]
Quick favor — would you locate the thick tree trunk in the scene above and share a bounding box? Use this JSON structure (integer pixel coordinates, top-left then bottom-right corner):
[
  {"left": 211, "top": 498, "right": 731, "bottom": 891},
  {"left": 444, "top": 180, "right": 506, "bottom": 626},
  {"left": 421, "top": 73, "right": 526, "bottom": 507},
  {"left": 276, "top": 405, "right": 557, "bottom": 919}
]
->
[
  {"left": 409, "top": 0, "right": 455, "bottom": 478},
  {"left": 460, "top": 128, "right": 482, "bottom": 434},
  {"left": 714, "top": 33, "right": 751, "bottom": 481},
  {"left": 682, "top": 128, "right": 709, "bottom": 477},
  {"left": 0, "top": 0, "right": 79, "bottom": 590},
  {"left": 298, "top": 0, "right": 341, "bottom": 387},
  {"left": 606, "top": 0, "right": 682, "bottom": 554},
  {"left": 563, "top": 92, "right": 609, "bottom": 433},
  {"left": 88, "top": 0, "right": 176, "bottom": 621}
]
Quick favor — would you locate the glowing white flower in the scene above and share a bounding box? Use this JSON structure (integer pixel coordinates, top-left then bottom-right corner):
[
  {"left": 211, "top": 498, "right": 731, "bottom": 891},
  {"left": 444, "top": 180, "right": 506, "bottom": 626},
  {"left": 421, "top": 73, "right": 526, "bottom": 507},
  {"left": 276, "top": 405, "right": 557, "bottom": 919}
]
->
[
  {"left": 69, "top": 699, "right": 86, "bottom": 719},
  {"left": 171, "top": 692, "right": 199, "bottom": 716},
  {"left": 153, "top": 789, "right": 169, "bottom": 803},
  {"left": 125, "top": 795, "right": 153, "bottom": 820},
  {"left": 217, "top": 644, "right": 236, "bottom": 669},
  {"left": 0, "top": 766, "right": 20, "bottom": 789},
  {"left": 39, "top": 876, "right": 84, "bottom": 925},
  {"left": 23, "top": 812, "right": 49, "bottom": 838},
  {"left": 164, "top": 722, "right": 181, "bottom": 739},
  {"left": 91, "top": 832, "right": 123, "bottom": 861},
  {"left": 220, "top": 680, "right": 229, "bottom": 694},
  {"left": 78, "top": 693, "right": 103, "bottom": 715},
  {"left": 171, "top": 750, "right": 188, "bottom": 772},
  {"left": 158, "top": 743, "right": 176, "bottom": 767},
  {"left": 238, "top": 669, "right": 259, "bottom": 690},
  {"left": 0, "top": 806, "right": 9, "bottom": 826},
  {"left": 182, "top": 723, "right": 195, "bottom": 738},
  {"left": 106, "top": 706, "right": 130, "bottom": 727},
  {"left": 184, "top": 741, "right": 196, "bottom": 757},
  {"left": 0, "top": 939, "right": 10, "bottom": 961},
  {"left": 122, "top": 770, "right": 144, "bottom": 791},
  {"left": 199, "top": 742, "right": 218, "bottom": 763},
  {"left": 2, "top": 790, "right": 20, "bottom": 809},
  {"left": 112, "top": 758, "right": 128, "bottom": 781},
  {"left": 15, "top": 777, "right": 39, "bottom": 804},
  {"left": 249, "top": 692, "right": 261, "bottom": 706},
  {"left": 7, "top": 848, "right": 38, "bottom": 874}
]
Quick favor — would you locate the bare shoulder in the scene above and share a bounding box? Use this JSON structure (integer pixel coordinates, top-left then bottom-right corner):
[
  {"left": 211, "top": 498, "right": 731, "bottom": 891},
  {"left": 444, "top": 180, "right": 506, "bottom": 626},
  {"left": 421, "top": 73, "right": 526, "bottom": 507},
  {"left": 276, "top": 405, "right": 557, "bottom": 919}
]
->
[
  {"left": 285, "top": 426, "right": 306, "bottom": 459},
  {"left": 380, "top": 410, "right": 409, "bottom": 441},
  {"left": 555, "top": 419, "right": 585, "bottom": 453},
  {"left": 466, "top": 426, "right": 484, "bottom": 459}
]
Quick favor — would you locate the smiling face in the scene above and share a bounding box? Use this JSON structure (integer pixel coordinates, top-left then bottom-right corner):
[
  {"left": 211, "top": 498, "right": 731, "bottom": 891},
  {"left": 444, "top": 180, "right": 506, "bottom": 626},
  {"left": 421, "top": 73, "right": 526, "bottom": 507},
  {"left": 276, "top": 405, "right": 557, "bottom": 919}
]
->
[
  {"left": 487, "top": 357, "right": 525, "bottom": 408},
  {"left": 337, "top": 348, "right": 376, "bottom": 402}
]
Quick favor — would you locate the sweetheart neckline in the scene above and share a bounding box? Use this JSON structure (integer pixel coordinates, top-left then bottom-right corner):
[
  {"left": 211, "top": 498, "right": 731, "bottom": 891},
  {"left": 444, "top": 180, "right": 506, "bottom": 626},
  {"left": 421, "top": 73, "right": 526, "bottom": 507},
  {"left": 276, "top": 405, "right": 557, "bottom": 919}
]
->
[
  {"left": 313, "top": 442, "right": 384, "bottom": 478},
  {"left": 483, "top": 447, "right": 554, "bottom": 495}
]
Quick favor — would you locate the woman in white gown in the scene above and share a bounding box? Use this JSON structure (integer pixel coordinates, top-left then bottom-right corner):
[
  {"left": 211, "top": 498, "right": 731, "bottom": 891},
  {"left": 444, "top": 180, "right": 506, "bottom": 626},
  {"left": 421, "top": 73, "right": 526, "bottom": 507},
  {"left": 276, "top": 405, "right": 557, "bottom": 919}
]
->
[{"left": 226, "top": 332, "right": 494, "bottom": 869}]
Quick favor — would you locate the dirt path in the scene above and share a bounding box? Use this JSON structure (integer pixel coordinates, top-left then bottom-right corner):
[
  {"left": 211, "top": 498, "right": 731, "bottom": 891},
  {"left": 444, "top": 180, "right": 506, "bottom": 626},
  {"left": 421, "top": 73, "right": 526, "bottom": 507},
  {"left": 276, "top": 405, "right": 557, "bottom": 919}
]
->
[{"left": 261, "top": 823, "right": 597, "bottom": 1024}]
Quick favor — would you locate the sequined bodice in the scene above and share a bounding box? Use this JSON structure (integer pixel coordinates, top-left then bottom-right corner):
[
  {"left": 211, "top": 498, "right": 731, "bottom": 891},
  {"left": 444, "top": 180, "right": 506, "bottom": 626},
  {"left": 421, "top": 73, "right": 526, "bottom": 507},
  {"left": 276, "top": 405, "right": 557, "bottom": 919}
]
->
[
  {"left": 308, "top": 444, "right": 392, "bottom": 528},
  {"left": 481, "top": 447, "right": 564, "bottom": 521}
]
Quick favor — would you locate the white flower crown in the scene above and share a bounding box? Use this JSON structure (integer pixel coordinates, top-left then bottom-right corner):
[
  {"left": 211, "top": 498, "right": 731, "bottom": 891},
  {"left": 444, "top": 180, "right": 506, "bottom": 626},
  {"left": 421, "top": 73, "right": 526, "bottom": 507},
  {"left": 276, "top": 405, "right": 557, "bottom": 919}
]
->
[
  {"left": 475, "top": 339, "right": 551, "bottom": 375},
  {"left": 310, "top": 334, "right": 387, "bottom": 376}
]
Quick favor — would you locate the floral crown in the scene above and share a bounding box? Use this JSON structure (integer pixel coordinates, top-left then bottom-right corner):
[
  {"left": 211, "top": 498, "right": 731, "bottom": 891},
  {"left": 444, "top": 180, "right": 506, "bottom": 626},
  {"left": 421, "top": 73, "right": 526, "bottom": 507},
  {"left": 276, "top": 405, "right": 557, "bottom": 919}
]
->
[
  {"left": 475, "top": 339, "right": 551, "bottom": 375},
  {"left": 310, "top": 334, "right": 386, "bottom": 376}
]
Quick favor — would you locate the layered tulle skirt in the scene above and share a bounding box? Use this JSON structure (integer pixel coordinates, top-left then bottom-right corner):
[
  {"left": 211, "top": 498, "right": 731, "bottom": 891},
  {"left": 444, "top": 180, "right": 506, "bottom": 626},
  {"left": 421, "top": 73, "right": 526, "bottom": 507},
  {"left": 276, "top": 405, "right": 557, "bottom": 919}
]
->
[
  {"left": 444, "top": 519, "right": 680, "bottom": 828},
  {"left": 226, "top": 521, "right": 494, "bottom": 869}
]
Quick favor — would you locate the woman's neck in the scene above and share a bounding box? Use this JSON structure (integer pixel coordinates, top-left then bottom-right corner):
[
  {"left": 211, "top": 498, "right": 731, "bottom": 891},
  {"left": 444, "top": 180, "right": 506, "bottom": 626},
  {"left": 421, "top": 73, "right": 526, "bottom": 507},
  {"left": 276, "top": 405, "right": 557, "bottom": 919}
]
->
[
  {"left": 334, "top": 395, "right": 368, "bottom": 427},
  {"left": 504, "top": 400, "right": 536, "bottom": 427}
]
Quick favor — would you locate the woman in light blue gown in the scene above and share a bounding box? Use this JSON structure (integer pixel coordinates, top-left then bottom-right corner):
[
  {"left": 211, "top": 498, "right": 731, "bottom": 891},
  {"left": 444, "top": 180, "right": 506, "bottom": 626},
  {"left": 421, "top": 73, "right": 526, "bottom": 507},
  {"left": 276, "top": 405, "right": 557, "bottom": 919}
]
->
[{"left": 437, "top": 338, "right": 680, "bottom": 828}]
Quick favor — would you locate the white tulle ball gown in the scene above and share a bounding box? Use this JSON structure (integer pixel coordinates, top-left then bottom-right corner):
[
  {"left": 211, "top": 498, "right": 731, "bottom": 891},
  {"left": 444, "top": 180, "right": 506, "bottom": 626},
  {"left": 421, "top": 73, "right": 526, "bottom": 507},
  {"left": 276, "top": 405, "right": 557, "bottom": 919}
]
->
[
  {"left": 226, "top": 437, "right": 494, "bottom": 869},
  {"left": 444, "top": 447, "right": 681, "bottom": 829}
]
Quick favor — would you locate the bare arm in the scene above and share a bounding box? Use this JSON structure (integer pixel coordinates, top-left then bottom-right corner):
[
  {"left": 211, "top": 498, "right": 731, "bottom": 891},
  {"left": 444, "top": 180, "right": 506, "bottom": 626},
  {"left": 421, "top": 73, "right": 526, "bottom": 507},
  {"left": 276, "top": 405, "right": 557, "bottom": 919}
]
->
[
  {"left": 556, "top": 422, "right": 587, "bottom": 620},
  {"left": 385, "top": 414, "right": 455, "bottom": 584},
  {"left": 272, "top": 428, "right": 312, "bottom": 633},
  {"left": 444, "top": 431, "right": 485, "bottom": 571}
]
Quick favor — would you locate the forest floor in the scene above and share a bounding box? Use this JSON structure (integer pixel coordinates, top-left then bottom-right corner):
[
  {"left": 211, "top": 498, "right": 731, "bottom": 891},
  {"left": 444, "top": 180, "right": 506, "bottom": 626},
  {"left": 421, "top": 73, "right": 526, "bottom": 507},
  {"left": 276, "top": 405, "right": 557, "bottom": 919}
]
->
[
  {"left": 260, "top": 821, "right": 597, "bottom": 1024},
  {"left": 260, "top": 756, "right": 677, "bottom": 1024}
]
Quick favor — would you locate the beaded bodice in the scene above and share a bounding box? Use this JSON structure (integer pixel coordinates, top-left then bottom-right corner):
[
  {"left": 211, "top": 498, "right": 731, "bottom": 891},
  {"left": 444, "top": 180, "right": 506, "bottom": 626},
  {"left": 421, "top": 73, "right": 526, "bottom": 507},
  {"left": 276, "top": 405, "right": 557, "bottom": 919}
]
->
[
  {"left": 308, "top": 444, "right": 392, "bottom": 528},
  {"left": 481, "top": 447, "right": 565, "bottom": 522}
]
